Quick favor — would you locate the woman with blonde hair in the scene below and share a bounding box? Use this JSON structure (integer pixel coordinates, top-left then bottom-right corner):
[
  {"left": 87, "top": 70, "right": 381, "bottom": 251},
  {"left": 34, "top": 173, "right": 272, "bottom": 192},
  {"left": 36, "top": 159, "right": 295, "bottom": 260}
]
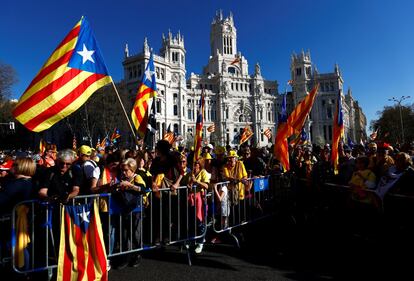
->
[{"left": 0, "top": 158, "right": 36, "bottom": 215}]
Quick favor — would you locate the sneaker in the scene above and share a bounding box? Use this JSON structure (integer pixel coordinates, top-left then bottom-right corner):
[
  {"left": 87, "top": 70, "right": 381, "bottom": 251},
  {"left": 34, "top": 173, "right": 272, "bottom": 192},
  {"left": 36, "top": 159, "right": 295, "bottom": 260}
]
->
[
  {"left": 107, "top": 260, "right": 111, "bottom": 271},
  {"left": 194, "top": 243, "right": 204, "bottom": 254}
]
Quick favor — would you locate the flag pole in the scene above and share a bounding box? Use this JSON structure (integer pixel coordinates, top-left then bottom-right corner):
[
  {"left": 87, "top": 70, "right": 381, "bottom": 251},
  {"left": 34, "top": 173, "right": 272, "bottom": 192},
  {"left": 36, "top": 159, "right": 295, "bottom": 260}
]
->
[{"left": 110, "top": 80, "right": 138, "bottom": 141}]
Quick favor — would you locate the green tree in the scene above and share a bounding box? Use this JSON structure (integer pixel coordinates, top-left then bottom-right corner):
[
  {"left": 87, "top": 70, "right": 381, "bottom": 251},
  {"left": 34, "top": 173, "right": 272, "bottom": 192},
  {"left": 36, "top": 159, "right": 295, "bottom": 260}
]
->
[{"left": 371, "top": 104, "right": 414, "bottom": 144}]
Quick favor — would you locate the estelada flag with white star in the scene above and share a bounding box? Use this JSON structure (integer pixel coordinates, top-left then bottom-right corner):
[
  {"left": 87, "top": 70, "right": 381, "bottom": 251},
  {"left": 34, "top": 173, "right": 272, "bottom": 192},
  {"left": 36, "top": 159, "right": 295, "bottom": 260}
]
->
[
  {"left": 131, "top": 52, "right": 158, "bottom": 136},
  {"left": 12, "top": 17, "right": 112, "bottom": 132},
  {"left": 57, "top": 199, "right": 107, "bottom": 281}
]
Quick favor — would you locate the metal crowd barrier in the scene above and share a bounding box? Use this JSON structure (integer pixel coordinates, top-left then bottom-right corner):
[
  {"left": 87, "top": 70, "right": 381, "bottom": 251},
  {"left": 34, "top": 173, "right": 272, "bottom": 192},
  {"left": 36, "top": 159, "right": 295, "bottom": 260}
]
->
[
  {"left": 0, "top": 214, "right": 12, "bottom": 268},
  {"left": 211, "top": 176, "right": 274, "bottom": 237},
  {"left": 13, "top": 174, "right": 414, "bottom": 275},
  {"left": 8, "top": 184, "right": 210, "bottom": 274}
]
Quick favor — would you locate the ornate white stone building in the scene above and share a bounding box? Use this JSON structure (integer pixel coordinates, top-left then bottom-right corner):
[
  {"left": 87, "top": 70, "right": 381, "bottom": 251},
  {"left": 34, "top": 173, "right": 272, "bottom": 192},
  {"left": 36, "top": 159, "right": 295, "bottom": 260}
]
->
[
  {"left": 288, "top": 51, "right": 366, "bottom": 145},
  {"left": 122, "top": 11, "right": 366, "bottom": 147}
]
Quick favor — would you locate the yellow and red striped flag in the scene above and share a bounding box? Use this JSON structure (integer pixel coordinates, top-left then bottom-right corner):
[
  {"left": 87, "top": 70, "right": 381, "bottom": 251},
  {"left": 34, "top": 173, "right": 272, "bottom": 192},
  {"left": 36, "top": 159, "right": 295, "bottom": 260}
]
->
[
  {"left": 131, "top": 53, "right": 157, "bottom": 137},
  {"left": 163, "top": 124, "right": 176, "bottom": 144},
  {"left": 263, "top": 128, "right": 272, "bottom": 139},
  {"left": 332, "top": 90, "right": 344, "bottom": 175},
  {"left": 12, "top": 17, "right": 112, "bottom": 132},
  {"left": 239, "top": 126, "right": 254, "bottom": 145},
  {"left": 39, "top": 139, "right": 46, "bottom": 154},
  {"left": 286, "top": 84, "right": 319, "bottom": 136},
  {"left": 274, "top": 94, "right": 289, "bottom": 171},
  {"left": 193, "top": 90, "right": 205, "bottom": 164},
  {"left": 207, "top": 124, "right": 215, "bottom": 133},
  {"left": 57, "top": 200, "right": 107, "bottom": 281}
]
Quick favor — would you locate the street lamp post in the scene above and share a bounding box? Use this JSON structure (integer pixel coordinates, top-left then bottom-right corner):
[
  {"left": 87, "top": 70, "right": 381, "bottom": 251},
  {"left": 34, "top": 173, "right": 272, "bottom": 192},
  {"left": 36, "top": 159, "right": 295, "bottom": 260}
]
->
[{"left": 388, "top": 96, "right": 411, "bottom": 144}]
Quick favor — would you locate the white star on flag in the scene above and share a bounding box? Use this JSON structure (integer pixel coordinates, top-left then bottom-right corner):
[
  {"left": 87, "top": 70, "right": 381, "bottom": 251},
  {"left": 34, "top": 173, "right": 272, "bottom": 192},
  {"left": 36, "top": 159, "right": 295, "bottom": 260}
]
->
[
  {"left": 78, "top": 207, "right": 90, "bottom": 223},
  {"left": 145, "top": 68, "right": 155, "bottom": 82},
  {"left": 77, "top": 44, "right": 95, "bottom": 64}
]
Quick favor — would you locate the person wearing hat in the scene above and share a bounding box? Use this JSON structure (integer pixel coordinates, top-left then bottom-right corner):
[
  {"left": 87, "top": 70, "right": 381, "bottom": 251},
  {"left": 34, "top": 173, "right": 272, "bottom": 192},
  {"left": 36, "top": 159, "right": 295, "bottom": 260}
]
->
[
  {"left": 76, "top": 145, "right": 100, "bottom": 194},
  {"left": 203, "top": 153, "right": 213, "bottom": 174},
  {"left": 338, "top": 145, "right": 356, "bottom": 184},
  {"left": 0, "top": 159, "right": 14, "bottom": 189},
  {"left": 372, "top": 143, "right": 395, "bottom": 180},
  {"left": 223, "top": 150, "right": 248, "bottom": 223}
]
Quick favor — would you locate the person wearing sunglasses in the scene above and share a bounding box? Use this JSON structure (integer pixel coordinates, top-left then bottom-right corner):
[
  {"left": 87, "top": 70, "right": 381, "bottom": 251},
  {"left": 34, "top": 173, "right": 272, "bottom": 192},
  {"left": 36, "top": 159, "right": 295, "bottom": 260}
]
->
[{"left": 38, "top": 149, "right": 82, "bottom": 203}]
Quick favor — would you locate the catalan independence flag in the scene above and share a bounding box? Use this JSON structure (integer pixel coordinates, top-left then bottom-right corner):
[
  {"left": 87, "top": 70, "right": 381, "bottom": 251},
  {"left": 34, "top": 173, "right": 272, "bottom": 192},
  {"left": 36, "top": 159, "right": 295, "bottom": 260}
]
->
[
  {"left": 286, "top": 84, "right": 319, "bottom": 136},
  {"left": 57, "top": 199, "right": 107, "bottom": 281},
  {"left": 131, "top": 52, "right": 157, "bottom": 137},
  {"left": 193, "top": 90, "right": 205, "bottom": 165},
  {"left": 239, "top": 126, "right": 254, "bottom": 145},
  {"left": 110, "top": 128, "right": 121, "bottom": 144},
  {"left": 13, "top": 17, "right": 112, "bottom": 132},
  {"left": 274, "top": 94, "right": 290, "bottom": 171},
  {"left": 332, "top": 90, "right": 344, "bottom": 175}
]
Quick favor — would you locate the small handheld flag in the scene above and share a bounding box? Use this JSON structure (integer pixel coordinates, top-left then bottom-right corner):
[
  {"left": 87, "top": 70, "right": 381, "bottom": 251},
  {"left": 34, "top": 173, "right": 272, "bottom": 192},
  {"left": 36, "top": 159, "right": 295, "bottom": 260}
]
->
[
  {"left": 263, "top": 128, "right": 272, "bottom": 139},
  {"left": 239, "top": 126, "right": 254, "bottom": 145},
  {"left": 207, "top": 124, "right": 216, "bottom": 133}
]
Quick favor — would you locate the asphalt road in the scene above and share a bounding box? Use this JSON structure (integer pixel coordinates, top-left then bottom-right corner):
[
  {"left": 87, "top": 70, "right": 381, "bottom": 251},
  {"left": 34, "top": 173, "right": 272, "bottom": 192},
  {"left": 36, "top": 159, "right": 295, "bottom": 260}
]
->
[
  {"left": 108, "top": 214, "right": 414, "bottom": 281},
  {"left": 4, "top": 208, "right": 414, "bottom": 281}
]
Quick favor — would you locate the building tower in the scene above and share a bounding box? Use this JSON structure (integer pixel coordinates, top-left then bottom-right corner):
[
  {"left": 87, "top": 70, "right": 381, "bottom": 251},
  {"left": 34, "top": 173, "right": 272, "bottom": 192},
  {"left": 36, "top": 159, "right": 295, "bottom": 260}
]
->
[
  {"left": 290, "top": 50, "right": 313, "bottom": 104},
  {"left": 159, "top": 30, "right": 187, "bottom": 136},
  {"left": 210, "top": 10, "right": 237, "bottom": 58},
  {"left": 290, "top": 50, "right": 313, "bottom": 139}
]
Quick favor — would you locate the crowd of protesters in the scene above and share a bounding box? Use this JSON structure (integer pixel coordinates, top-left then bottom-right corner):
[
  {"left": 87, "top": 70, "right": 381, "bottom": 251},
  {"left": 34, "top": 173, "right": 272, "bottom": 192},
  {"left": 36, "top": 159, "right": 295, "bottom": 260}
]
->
[{"left": 0, "top": 139, "right": 414, "bottom": 271}]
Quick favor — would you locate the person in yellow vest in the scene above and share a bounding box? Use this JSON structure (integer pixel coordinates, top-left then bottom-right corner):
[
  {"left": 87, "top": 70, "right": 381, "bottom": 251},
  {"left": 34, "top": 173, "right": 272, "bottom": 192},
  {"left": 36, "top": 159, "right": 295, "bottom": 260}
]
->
[
  {"left": 349, "top": 156, "right": 377, "bottom": 206},
  {"left": 222, "top": 150, "right": 248, "bottom": 224}
]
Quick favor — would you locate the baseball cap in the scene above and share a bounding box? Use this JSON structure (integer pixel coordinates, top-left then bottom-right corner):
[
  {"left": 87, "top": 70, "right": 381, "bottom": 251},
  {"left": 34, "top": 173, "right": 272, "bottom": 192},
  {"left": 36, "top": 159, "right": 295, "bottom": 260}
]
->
[
  {"left": 226, "top": 150, "right": 238, "bottom": 158},
  {"left": 78, "top": 145, "right": 92, "bottom": 156},
  {"left": 0, "top": 160, "right": 13, "bottom": 171}
]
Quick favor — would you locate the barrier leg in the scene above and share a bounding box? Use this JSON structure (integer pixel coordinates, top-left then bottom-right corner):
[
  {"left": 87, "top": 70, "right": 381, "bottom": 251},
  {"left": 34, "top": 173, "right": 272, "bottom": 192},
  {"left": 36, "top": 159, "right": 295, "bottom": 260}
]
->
[
  {"left": 47, "top": 268, "right": 54, "bottom": 281},
  {"left": 228, "top": 229, "right": 240, "bottom": 249},
  {"left": 185, "top": 243, "right": 192, "bottom": 266}
]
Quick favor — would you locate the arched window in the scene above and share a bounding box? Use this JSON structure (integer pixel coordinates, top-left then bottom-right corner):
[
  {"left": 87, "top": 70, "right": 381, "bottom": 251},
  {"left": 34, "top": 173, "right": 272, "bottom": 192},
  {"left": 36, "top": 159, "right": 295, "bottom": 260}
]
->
[{"left": 227, "top": 67, "right": 236, "bottom": 74}]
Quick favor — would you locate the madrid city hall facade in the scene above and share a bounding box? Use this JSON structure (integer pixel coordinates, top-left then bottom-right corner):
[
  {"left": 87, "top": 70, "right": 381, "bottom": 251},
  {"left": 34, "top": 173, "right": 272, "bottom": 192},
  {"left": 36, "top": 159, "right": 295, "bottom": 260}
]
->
[{"left": 121, "top": 11, "right": 366, "bottom": 147}]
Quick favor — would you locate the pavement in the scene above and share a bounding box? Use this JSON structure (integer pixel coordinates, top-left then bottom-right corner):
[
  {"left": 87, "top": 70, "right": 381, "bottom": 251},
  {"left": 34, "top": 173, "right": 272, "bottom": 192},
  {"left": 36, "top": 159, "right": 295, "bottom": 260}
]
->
[
  {"left": 4, "top": 208, "right": 414, "bottom": 280},
  {"left": 108, "top": 213, "right": 414, "bottom": 281}
]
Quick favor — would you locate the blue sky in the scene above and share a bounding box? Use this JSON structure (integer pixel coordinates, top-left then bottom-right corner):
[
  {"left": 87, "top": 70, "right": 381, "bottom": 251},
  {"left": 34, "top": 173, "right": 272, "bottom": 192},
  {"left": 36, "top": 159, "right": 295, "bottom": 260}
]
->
[{"left": 1, "top": 0, "right": 413, "bottom": 131}]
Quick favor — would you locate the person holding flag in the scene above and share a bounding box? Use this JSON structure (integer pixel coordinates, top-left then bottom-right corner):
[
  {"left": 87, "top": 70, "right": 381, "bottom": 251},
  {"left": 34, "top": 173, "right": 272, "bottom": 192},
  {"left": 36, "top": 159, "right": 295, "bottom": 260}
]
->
[{"left": 131, "top": 52, "right": 158, "bottom": 138}]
